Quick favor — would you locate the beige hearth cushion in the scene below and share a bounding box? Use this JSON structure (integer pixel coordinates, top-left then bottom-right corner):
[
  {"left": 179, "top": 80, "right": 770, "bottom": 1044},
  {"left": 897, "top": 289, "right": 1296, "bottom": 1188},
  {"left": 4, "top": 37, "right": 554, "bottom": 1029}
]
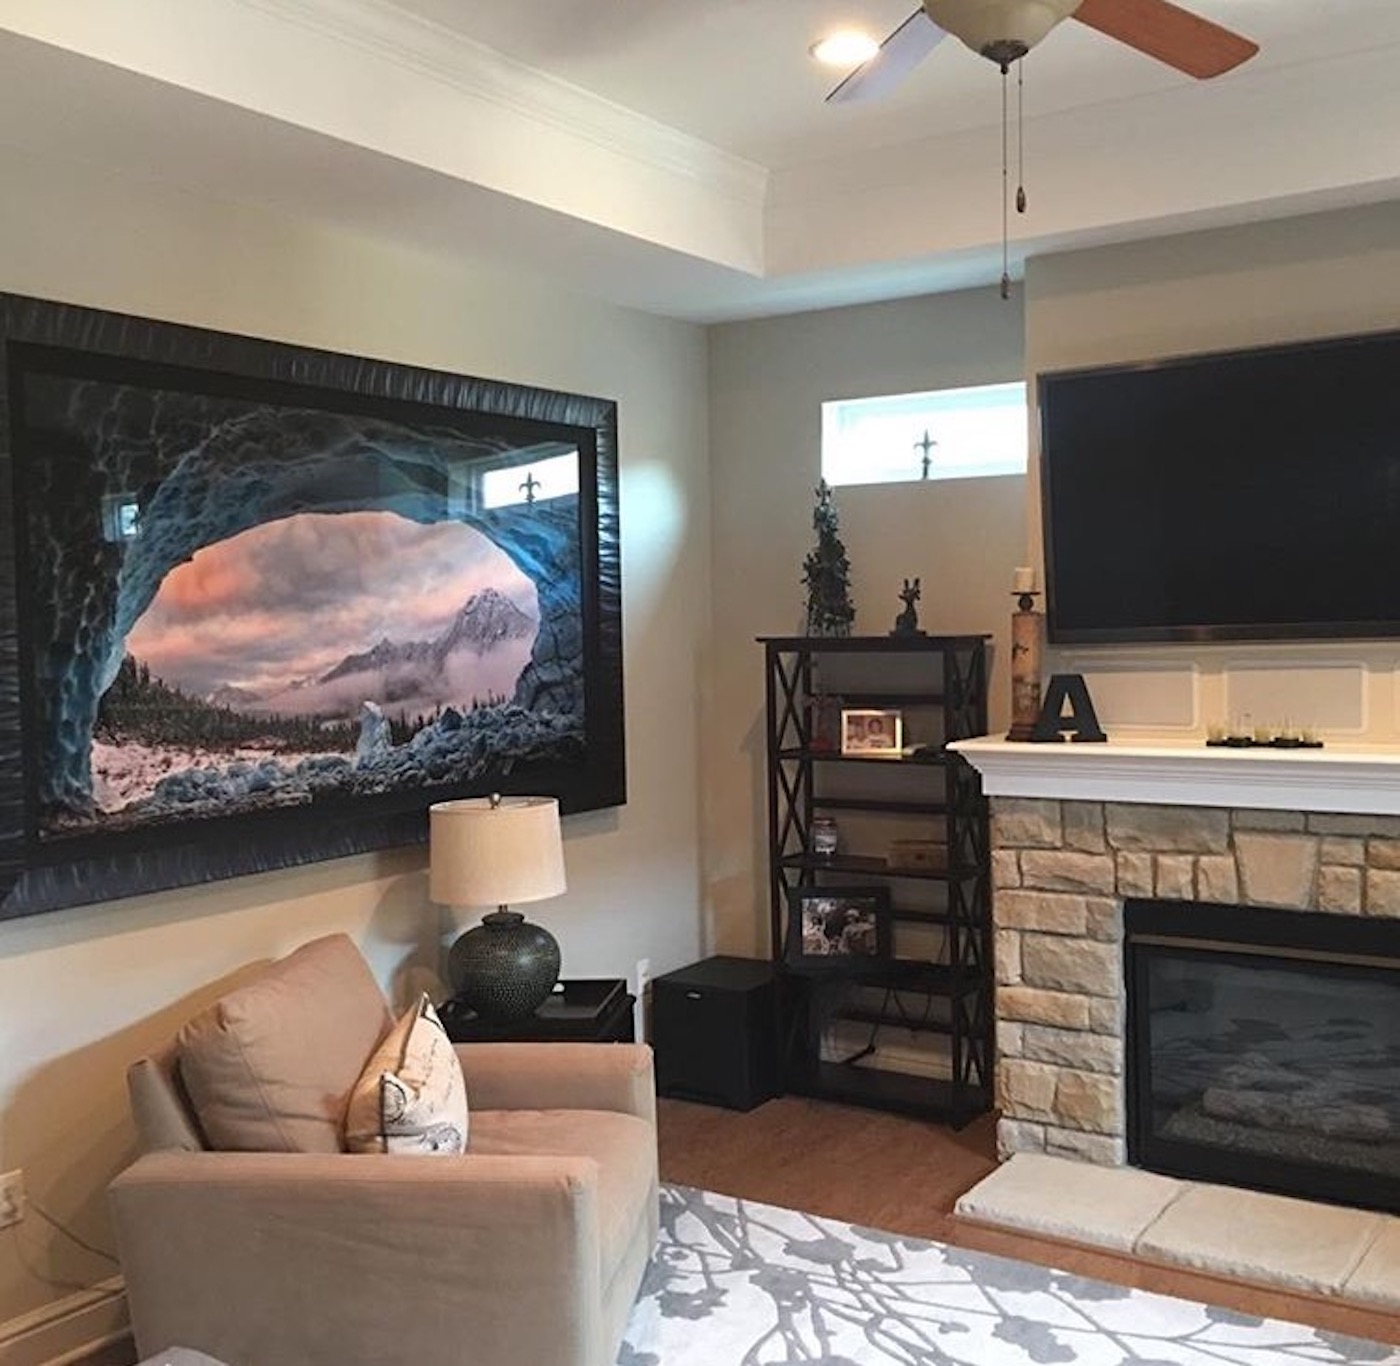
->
[
  {"left": 1344, "top": 1219, "right": 1400, "bottom": 1310},
  {"left": 177, "top": 933, "right": 393, "bottom": 1152},
  {"left": 1136, "top": 1183, "right": 1388, "bottom": 1295},
  {"left": 955, "top": 1151, "right": 1185, "bottom": 1251}
]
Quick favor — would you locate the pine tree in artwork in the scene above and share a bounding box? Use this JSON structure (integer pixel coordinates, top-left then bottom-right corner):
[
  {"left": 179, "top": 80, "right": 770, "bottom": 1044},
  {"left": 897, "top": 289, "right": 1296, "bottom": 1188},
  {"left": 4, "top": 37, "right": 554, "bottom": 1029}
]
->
[{"left": 802, "top": 479, "right": 855, "bottom": 637}]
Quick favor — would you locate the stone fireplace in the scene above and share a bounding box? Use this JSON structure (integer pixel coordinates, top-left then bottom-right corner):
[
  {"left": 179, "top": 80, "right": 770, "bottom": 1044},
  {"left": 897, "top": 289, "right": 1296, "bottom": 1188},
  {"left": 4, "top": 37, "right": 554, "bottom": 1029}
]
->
[{"left": 952, "top": 737, "right": 1400, "bottom": 1210}]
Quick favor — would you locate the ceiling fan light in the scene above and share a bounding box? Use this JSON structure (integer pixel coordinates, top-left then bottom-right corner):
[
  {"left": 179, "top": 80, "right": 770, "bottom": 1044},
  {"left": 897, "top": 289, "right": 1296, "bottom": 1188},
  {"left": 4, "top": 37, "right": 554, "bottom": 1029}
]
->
[
  {"left": 810, "top": 30, "right": 881, "bottom": 68},
  {"left": 923, "top": 0, "right": 1081, "bottom": 61}
]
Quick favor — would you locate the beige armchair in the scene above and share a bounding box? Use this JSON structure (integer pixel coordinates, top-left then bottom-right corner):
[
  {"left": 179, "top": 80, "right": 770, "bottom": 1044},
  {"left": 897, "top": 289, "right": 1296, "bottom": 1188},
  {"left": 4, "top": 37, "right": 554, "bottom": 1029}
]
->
[{"left": 109, "top": 935, "right": 658, "bottom": 1366}]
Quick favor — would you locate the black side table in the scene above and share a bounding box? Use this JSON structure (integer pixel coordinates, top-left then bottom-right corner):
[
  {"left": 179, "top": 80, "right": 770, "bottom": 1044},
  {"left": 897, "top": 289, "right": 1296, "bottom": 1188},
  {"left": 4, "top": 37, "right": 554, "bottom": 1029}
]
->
[{"left": 439, "top": 978, "right": 635, "bottom": 1043}]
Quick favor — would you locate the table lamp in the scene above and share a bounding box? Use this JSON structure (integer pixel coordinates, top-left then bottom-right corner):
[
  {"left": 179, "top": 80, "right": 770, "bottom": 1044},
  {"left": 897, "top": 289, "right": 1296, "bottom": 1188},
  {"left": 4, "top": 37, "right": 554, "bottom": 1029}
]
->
[{"left": 429, "top": 793, "right": 567, "bottom": 1022}]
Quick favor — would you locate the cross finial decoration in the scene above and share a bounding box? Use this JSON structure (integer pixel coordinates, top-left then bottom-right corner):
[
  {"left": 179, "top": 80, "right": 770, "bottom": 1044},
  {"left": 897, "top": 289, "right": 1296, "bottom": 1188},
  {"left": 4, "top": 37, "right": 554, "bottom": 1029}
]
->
[
  {"left": 519, "top": 471, "right": 541, "bottom": 504},
  {"left": 914, "top": 430, "right": 937, "bottom": 479}
]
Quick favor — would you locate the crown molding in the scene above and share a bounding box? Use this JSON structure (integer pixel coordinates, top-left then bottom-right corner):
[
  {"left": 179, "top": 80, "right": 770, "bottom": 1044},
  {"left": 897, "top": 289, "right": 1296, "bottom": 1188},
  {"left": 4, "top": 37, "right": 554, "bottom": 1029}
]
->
[{"left": 230, "top": 0, "right": 767, "bottom": 207}]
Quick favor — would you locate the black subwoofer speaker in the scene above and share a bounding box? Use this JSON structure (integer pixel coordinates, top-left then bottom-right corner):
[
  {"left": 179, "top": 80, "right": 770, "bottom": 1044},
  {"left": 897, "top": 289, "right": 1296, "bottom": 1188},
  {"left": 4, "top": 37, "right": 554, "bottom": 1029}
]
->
[{"left": 652, "top": 955, "right": 779, "bottom": 1111}]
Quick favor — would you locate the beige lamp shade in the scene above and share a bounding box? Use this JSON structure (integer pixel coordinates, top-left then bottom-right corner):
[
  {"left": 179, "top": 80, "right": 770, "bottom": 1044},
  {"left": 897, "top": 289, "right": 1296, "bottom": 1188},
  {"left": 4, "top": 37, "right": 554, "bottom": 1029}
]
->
[{"left": 429, "top": 795, "right": 566, "bottom": 908}]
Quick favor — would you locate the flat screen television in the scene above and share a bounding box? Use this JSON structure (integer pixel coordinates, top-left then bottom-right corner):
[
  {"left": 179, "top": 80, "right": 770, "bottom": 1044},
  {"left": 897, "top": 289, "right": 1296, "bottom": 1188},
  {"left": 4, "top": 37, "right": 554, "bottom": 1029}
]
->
[{"left": 1039, "top": 328, "right": 1400, "bottom": 644}]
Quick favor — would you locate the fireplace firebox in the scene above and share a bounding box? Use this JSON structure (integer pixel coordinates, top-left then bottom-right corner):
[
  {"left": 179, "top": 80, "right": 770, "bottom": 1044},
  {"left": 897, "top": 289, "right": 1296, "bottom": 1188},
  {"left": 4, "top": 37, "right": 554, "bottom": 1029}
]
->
[{"left": 1125, "top": 898, "right": 1400, "bottom": 1215}]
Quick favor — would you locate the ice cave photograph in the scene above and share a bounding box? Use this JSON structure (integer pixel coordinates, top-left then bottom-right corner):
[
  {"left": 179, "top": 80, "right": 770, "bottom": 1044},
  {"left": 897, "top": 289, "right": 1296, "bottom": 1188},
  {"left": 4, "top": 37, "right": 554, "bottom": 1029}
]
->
[{"left": 17, "top": 365, "right": 592, "bottom": 842}]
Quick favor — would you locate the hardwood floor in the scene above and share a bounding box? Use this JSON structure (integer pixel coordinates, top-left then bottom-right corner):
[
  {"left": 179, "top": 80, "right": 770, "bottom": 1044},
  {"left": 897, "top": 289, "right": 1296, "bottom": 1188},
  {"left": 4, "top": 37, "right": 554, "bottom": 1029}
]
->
[{"left": 658, "top": 1094, "right": 1400, "bottom": 1347}]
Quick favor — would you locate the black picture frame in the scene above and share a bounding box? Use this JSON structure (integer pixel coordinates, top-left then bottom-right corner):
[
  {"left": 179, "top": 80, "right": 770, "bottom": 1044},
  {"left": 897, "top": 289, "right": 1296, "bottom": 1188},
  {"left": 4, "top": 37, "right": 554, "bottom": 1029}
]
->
[
  {"left": 785, "top": 885, "right": 892, "bottom": 969},
  {"left": 0, "top": 292, "right": 625, "bottom": 918}
]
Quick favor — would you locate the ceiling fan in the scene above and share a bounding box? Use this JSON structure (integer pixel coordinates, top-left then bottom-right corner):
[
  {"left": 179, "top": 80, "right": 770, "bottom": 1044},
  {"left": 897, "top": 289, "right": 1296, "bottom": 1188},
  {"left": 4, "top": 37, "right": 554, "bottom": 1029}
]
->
[{"left": 828, "top": 0, "right": 1259, "bottom": 103}]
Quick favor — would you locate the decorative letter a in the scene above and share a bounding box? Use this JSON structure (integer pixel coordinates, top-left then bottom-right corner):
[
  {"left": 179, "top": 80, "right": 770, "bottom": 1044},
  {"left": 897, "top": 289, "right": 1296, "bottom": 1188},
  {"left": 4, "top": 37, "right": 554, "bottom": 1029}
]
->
[{"left": 1030, "top": 674, "right": 1108, "bottom": 743}]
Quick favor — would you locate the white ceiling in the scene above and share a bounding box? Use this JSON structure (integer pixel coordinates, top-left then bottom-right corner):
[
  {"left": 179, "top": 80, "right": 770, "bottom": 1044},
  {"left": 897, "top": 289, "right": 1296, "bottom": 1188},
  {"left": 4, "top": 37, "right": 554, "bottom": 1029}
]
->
[
  {"left": 383, "top": 0, "right": 1400, "bottom": 166},
  {"left": 1, "top": 0, "right": 1399, "bottom": 321}
]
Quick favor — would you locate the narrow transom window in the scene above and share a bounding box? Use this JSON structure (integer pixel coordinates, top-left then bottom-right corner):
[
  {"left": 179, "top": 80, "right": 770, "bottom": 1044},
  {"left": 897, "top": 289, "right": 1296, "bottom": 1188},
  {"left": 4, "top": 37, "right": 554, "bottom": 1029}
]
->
[{"left": 821, "top": 381, "right": 1027, "bottom": 488}]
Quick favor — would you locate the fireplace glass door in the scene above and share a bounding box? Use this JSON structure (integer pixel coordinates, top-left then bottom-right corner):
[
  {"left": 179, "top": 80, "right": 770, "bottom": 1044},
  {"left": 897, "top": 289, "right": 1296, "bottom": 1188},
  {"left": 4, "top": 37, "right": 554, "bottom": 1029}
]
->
[{"left": 1125, "top": 898, "right": 1400, "bottom": 1214}]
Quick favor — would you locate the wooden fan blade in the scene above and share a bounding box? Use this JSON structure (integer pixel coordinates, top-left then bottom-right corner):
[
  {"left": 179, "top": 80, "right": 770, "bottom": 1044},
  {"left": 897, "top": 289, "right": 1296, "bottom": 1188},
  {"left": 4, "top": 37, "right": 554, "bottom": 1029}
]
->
[
  {"left": 825, "top": 10, "right": 947, "bottom": 104},
  {"left": 1073, "top": 0, "right": 1258, "bottom": 78}
]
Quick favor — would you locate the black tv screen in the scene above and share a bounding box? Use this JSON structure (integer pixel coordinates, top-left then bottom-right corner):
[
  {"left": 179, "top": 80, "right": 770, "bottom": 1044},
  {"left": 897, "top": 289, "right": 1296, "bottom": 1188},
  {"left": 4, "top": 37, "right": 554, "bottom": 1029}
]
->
[{"left": 1039, "top": 328, "right": 1400, "bottom": 643}]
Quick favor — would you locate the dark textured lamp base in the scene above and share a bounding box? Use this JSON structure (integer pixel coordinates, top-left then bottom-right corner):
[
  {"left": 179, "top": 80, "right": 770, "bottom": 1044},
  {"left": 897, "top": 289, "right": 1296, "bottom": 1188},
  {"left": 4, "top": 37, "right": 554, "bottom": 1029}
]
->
[{"left": 448, "top": 909, "right": 562, "bottom": 1022}]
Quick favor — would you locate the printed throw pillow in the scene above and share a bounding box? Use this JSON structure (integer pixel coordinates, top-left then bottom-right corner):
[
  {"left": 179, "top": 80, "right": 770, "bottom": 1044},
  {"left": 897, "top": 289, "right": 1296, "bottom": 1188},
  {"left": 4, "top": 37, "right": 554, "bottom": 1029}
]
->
[{"left": 345, "top": 994, "right": 468, "bottom": 1154}]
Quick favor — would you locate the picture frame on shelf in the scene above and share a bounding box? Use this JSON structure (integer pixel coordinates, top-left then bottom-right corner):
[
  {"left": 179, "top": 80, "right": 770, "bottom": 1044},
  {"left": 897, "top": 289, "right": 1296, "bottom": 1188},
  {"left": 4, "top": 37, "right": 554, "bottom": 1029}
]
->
[
  {"left": 840, "top": 707, "right": 903, "bottom": 757},
  {"left": 785, "top": 885, "right": 892, "bottom": 969}
]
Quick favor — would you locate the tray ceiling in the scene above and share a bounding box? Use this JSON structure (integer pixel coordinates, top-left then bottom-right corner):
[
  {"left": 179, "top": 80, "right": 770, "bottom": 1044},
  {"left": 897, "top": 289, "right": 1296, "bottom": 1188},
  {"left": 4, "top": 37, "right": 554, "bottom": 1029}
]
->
[{"left": 0, "top": 0, "right": 1397, "bottom": 319}]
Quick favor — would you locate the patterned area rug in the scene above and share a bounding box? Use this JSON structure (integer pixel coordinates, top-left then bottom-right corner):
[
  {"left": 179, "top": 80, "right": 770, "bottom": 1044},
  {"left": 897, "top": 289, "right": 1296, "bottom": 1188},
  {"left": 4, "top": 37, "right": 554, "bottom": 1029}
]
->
[{"left": 619, "top": 1185, "right": 1399, "bottom": 1365}]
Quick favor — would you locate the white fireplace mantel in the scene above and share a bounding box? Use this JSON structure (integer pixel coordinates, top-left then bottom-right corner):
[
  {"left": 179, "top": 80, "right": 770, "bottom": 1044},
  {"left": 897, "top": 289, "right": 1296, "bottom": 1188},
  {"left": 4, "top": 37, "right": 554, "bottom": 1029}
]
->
[{"left": 948, "top": 736, "right": 1400, "bottom": 816}]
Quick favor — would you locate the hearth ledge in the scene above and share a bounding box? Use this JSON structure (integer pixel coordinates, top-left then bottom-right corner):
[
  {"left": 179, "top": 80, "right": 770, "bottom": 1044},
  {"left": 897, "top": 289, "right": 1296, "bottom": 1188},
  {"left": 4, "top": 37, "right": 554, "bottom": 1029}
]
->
[{"left": 949, "top": 736, "right": 1400, "bottom": 816}]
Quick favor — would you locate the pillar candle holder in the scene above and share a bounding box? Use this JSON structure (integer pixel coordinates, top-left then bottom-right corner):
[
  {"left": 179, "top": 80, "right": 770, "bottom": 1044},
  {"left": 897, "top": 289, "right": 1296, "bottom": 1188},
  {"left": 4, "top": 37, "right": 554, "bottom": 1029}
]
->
[{"left": 1006, "top": 589, "right": 1043, "bottom": 741}]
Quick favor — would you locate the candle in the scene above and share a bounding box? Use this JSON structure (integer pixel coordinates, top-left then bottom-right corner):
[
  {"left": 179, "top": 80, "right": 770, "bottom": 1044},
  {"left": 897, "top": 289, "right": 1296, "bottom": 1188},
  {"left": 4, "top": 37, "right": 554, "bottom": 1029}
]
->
[{"left": 1012, "top": 566, "right": 1036, "bottom": 594}]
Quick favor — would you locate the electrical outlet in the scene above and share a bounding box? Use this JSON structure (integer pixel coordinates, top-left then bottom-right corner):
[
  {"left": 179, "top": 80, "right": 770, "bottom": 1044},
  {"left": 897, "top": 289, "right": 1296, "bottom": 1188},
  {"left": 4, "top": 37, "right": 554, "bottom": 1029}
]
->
[
  {"left": 635, "top": 957, "right": 651, "bottom": 999},
  {"left": 0, "top": 1169, "right": 24, "bottom": 1229}
]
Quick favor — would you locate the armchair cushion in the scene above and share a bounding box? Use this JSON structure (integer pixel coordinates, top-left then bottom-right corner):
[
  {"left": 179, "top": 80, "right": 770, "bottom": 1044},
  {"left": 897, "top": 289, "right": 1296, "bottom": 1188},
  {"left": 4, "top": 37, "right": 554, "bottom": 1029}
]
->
[
  {"left": 457, "top": 1041, "right": 656, "bottom": 1123},
  {"left": 470, "top": 1107, "right": 655, "bottom": 1273},
  {"left": 177, "top": 934, "right": 393, "bottom": 1153},
  {"left": 345, "top": 995, "right": 468, "bottom": 1154}
]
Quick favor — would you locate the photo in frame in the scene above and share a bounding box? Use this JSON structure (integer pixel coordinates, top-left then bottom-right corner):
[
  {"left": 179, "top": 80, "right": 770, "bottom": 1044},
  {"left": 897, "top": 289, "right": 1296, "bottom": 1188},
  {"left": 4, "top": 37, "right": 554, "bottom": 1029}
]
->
[
  {"left": 785, "top": 885, "right": 892, "bottom": 969},
  {"left": 0, "top": 293, "right": 625, "bottom": 917},
  {"left": 840, "top": 707, "right": 903, "bottom": 757}
]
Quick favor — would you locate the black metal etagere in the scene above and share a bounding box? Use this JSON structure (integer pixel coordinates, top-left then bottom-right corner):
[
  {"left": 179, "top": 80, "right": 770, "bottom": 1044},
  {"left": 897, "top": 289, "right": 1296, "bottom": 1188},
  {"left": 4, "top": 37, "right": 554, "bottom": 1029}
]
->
[{"left": 758, "top": 634, "right": 993, "bottom": 1127}]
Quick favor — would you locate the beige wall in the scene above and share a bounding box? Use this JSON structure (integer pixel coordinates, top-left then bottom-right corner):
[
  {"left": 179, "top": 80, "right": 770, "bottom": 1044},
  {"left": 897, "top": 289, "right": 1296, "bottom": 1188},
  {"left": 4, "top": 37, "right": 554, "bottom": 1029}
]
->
[
  {"left": 704, "top": 289, "right": 1028, "bottom": 957},
  {"left": 1026, "top": 201, "right": 1400, "bottom": 744},
  {"left": 0, "top": 147, "right": 709, "bottom": 1326}
]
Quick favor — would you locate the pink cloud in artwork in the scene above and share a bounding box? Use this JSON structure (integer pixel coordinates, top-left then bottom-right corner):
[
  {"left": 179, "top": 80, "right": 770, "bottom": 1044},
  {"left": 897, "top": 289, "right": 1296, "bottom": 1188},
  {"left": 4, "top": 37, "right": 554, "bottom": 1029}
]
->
[{"left": 125, "top": 510, "right": 537, "bottom": 708}]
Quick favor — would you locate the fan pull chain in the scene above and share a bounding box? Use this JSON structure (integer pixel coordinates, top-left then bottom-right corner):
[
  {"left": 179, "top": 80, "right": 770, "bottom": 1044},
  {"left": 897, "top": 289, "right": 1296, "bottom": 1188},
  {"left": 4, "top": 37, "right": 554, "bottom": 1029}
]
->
[
  {"left": 1000, "top": 63, "right": 1010, "bottom": 300},
  {"left": 1016, "top": 59, "right": 1027, "bottom": 215}
]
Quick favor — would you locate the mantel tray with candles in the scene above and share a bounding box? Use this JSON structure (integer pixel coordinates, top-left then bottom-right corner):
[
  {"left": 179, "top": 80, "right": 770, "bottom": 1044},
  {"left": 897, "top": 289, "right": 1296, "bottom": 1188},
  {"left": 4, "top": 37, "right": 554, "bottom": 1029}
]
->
[{"left": 1205, "top": 722, "right": 1324, "bottom": 749}]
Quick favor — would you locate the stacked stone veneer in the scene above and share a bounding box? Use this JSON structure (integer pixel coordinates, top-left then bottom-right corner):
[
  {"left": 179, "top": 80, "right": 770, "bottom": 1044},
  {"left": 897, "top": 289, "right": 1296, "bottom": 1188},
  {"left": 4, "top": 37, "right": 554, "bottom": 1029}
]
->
[{"left": 991, "top": 798, "right": 1400, "bottom": 1168}]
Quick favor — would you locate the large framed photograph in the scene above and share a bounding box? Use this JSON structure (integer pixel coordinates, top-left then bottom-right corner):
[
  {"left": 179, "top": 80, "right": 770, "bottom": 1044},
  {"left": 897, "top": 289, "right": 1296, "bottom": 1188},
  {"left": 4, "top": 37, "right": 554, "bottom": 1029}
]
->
[
  {"left": 785, "top": 886, "right": 892, "bottom": 969},
  {"left": 840, "top": 708, "right": 903, "bottom": 757},
  {"left": 0, "top": 293, "right": 625, "bottom": 917}
]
